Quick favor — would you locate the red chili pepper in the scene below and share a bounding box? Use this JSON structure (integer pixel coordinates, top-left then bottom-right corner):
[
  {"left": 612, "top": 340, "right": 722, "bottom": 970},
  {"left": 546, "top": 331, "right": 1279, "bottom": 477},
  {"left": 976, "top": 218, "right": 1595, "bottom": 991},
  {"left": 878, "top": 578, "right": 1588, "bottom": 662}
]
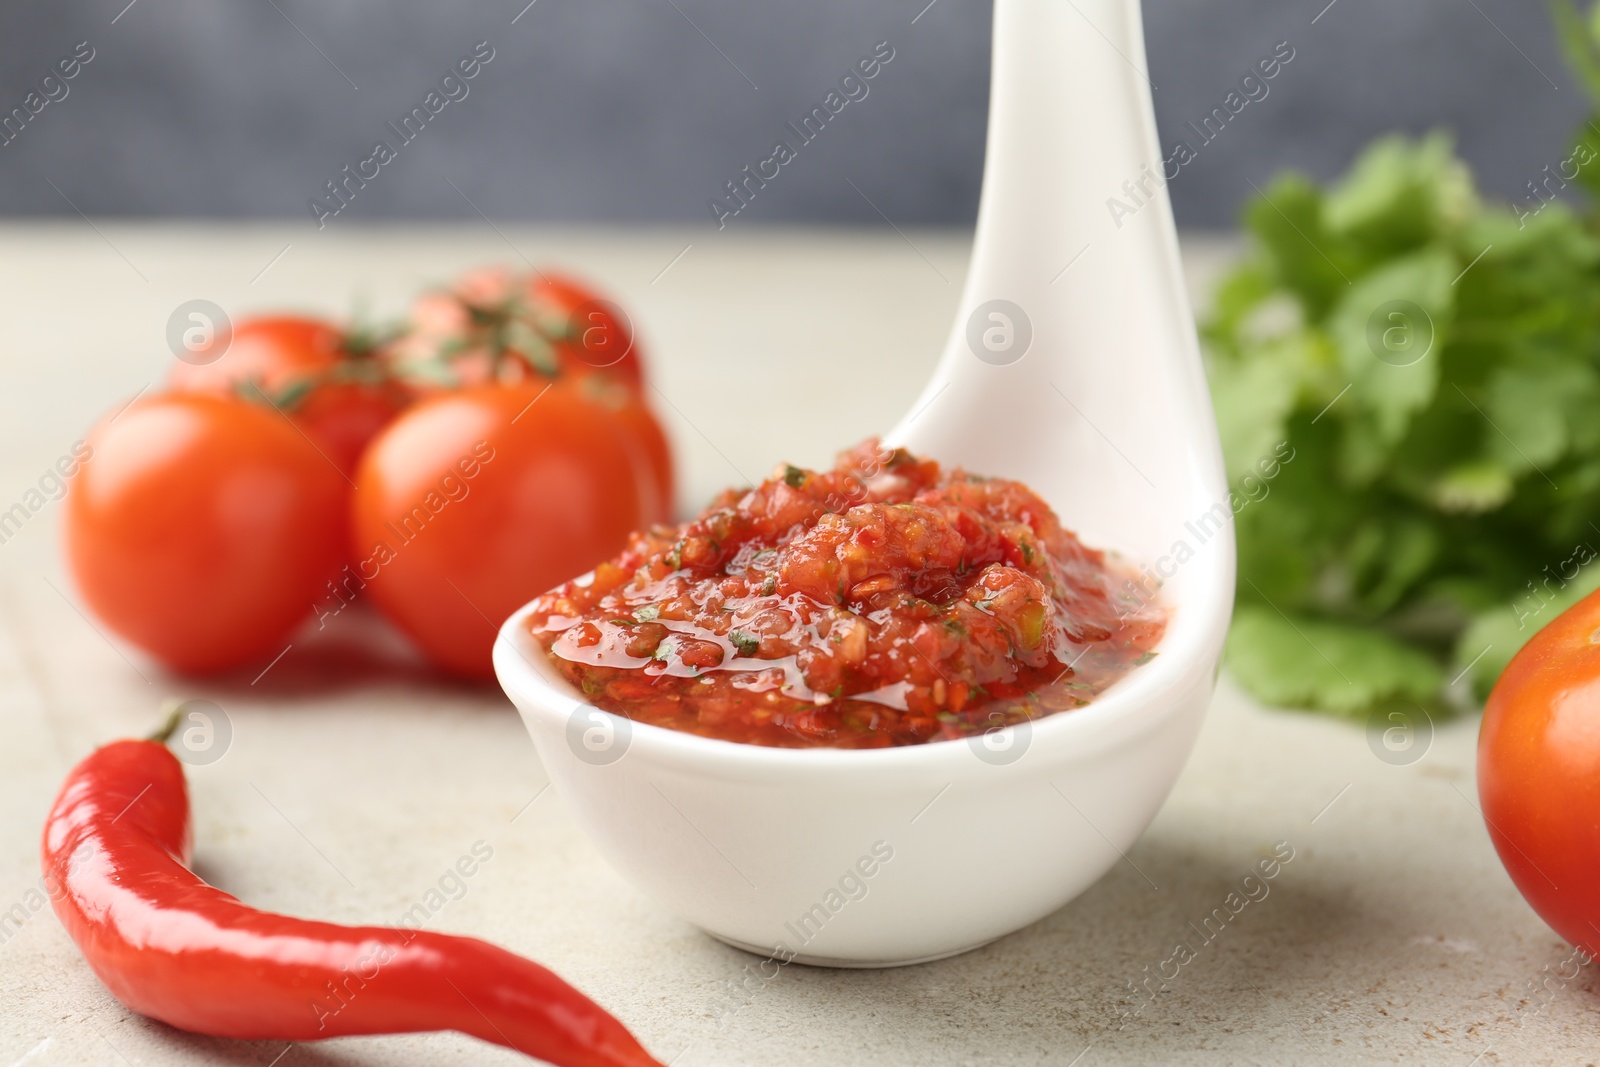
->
[{"left": 41, "top": 734, "right": 663, "bottom": 1067}]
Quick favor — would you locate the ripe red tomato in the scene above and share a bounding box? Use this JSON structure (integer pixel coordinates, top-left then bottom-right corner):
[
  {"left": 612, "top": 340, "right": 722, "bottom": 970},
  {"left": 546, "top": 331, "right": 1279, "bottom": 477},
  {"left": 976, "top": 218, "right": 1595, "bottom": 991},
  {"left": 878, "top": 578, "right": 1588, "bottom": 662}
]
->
[
  {"left": 64, "top": 394, "right": 348, "bottom": 674},
  {"left": 349, "top": 384, "right": 652, "bottom": 679},
  {"left": 394, "top": 268, "right": 646, "bottom": 394},
  {"left": 573, "top": 374, "right": 675, "bottom": 523},
  {"left": 169, "top": 316, "right": 409, "bottom": 479},
  {"left": 1480, "top": 587, "right": 1600, "bottom": 956},
  {"left": 530, "top": 271, "right": 644, "bottom": 392}
]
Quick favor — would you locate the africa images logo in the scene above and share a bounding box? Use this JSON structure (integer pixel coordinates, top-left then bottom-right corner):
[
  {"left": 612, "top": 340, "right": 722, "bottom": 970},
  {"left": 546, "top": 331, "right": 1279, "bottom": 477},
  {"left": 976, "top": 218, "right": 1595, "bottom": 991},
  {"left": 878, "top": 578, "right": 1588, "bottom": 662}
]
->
[
  {"left": 309, "top": 41, "right": 496, "bottom": 228},
  {"left": 1104, "top": 40, "right": 1295, "bottom": 230},
  {"left": 707, "top": 41, "right": 896, "bottom": 228}
]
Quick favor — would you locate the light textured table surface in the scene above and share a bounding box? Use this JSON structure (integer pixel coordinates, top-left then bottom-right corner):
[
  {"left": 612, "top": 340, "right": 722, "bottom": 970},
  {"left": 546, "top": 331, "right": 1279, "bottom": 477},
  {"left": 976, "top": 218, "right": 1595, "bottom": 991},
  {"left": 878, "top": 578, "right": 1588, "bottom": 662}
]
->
[{"left": 0, "top": 225, "right": 1589, "bottom": 1066}]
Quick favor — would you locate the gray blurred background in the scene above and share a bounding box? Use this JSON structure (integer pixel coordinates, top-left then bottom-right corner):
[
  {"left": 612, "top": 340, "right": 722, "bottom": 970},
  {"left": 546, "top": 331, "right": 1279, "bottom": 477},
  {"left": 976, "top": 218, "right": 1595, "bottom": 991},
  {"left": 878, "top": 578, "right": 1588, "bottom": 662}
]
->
[{"left": 0, "top": 0, "right": 1584, "bottom": 229}]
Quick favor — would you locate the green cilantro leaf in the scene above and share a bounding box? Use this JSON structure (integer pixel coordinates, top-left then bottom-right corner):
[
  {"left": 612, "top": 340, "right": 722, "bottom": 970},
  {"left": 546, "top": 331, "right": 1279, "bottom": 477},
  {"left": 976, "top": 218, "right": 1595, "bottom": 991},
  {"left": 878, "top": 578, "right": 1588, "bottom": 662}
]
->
[
  {"left": 1206, "top": 94, "right": 1600, "bottom": 720},
  {"left": 1224, "top": 607, "right": 1443, "bottom": 718}
]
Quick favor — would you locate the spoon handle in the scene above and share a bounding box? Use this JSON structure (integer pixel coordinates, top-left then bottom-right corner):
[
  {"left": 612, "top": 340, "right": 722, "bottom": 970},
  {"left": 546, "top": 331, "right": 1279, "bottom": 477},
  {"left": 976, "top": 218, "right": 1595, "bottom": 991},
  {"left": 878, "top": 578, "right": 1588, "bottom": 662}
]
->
[{"left": 894, "top": 0, "right": 1225, "bottom": 553}]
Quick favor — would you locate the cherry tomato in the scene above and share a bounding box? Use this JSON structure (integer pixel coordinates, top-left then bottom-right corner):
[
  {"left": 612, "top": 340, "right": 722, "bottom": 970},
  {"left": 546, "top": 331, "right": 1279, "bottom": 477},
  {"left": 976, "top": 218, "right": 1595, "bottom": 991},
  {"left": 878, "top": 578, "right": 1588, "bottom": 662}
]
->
[
  {"left": 530, "top": 272, "right": 644, "bottom": 392},
  {"left": 169, "top": 315, "right": 409, "bottom": 479},
  {"left": 394, "top": 268, "right": 646, "bottom": 394},
  {"left": 574, "top": 374, "right": 675, "bottom": 523},
  {"left": 1479, "top": 587, "right": 1600, "bottom": 956},
  {"left": 64, "top": 394, "right": 348, "bottom": 675},
  {"left": 350, "top": 384, "right": 651, "bottom": 679}
]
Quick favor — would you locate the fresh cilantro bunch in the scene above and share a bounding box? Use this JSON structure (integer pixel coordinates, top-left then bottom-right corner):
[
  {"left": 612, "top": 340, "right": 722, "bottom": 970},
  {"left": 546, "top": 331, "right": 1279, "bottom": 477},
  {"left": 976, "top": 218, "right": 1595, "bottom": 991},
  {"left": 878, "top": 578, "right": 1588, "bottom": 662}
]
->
[{"left": 1206, "top": 8, "right": 1600, "bottom": 718}]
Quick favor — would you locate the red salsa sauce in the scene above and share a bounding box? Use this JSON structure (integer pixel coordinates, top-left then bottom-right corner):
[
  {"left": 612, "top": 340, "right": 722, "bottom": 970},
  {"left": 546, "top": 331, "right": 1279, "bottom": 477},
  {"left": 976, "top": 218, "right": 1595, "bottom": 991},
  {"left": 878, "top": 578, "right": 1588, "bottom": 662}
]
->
[{"left": 527, "top": 440, "right": 1165, "bottom": 749}]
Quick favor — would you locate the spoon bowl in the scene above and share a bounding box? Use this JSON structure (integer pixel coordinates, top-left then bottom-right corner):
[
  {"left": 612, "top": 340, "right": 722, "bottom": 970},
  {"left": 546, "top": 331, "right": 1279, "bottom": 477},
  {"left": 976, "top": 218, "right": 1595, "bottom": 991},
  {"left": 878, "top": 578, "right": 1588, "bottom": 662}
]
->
[{"left": 494, "top": 0, "right": 1232, "bottom": 966}]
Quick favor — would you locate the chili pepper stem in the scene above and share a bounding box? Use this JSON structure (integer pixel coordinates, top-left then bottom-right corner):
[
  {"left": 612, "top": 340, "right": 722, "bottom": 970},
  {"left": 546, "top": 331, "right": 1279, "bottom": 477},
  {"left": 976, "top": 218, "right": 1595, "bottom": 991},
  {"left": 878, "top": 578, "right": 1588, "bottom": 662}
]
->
[{"left": 145, "top": 700, "right": 186, "bottom": 745}]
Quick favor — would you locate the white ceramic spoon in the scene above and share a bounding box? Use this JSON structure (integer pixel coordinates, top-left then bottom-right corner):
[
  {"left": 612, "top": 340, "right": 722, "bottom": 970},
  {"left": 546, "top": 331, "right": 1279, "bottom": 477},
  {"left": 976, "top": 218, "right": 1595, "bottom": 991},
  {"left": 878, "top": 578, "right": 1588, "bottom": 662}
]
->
[{"left": 496, "top": 0, "right": 1233, "bottom": 967}]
